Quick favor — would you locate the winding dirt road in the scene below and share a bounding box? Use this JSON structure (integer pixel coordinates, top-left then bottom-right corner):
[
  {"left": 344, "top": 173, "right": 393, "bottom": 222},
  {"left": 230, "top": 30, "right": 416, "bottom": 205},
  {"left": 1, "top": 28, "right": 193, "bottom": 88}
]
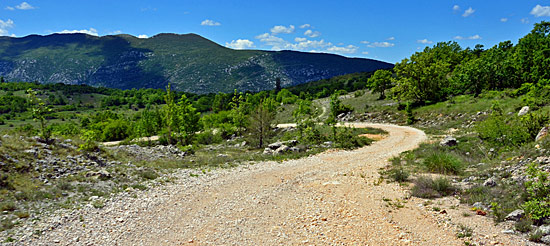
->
[{"left": 31, "top": 123, "right": 479, "bottom": 245}]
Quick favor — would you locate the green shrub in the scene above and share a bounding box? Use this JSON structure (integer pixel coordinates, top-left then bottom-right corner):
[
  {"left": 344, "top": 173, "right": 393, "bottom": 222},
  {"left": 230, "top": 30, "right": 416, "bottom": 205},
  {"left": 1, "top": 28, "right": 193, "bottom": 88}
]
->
[
  {"left": 138, "top": 169, "right": 158, "bottom": 180},
  {"left": 475, "top": 115, "right": 530, "bottom": 147},
  {"left": 529, "top": 230, "right": 543, "bottom": 242},
  {"left": 515, "top": 218, "right": 533, "bottom": 233},
  {"left": 102, "top": 119, "right": 130, "bottom": 141},
  {"left": 411, "top": 176, "right": 457, "bottom": 198},
  {"left": 523, "top": 163, "right": 550, "bottom": 222},
  {"left": 520, "top": 112, "right": 549, "bottom": 140},
  {"left": 334, "top": 127, "right": 370, "bottom": 149},
  {"left": 389, "top": 168, "right": 410, "bottom": 182},
  {"left": 423, "top": 152, "right": 464, "bottom": 175},
  {"left": 195, "top": 130, "right": 222, "bottom": 145}
]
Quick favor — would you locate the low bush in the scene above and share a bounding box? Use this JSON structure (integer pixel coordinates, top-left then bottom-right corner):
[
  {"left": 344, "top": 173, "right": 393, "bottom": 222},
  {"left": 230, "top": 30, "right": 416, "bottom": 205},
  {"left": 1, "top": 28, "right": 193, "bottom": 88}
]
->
[{"left": 411, "top": 176, "right": 457, "bottom": 198}]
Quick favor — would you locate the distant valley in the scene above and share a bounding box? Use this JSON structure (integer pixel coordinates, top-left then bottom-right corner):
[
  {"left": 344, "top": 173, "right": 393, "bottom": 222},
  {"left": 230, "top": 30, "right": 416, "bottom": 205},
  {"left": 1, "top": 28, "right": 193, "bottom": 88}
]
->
[{"left": 0, "top": 33, "right": 393, "bottom": 93}]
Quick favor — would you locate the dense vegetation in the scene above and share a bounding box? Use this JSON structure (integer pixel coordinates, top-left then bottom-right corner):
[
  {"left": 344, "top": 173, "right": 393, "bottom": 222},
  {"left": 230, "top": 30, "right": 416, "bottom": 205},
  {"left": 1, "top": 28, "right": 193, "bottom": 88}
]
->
[{"left": 388, "top": 21, "right": 550, "bottom": 107}]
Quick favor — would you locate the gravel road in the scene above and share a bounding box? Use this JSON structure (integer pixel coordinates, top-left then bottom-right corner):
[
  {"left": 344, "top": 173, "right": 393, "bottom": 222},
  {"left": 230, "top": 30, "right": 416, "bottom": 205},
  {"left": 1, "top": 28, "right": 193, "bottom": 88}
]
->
[{"left": 20, "top": 123, "right": 527, "bottom": 245}]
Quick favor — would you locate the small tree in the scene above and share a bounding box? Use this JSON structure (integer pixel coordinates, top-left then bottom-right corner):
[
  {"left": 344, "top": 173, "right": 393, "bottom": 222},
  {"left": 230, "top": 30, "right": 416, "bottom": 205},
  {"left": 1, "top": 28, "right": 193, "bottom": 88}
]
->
[
  {"left": 26, "top": 88, "right": 52, "bottom": 142},
  {"left": 136, "top": 105, "right": 158, "bottom": 144},
  {"left": 248, "top": 98, "right": 276, "bottom": 148},
  {"left": 176, "top": 94, "right": 201, "bottom": 145},
  {"left": 164, "top": 83, "right": 178, "bottom": 144},
  {"left": 367, "top": 69, "right": 393, "bottom": 99},
  {"left": 230, "top": 90, "right": 248, "bottom": 136}
]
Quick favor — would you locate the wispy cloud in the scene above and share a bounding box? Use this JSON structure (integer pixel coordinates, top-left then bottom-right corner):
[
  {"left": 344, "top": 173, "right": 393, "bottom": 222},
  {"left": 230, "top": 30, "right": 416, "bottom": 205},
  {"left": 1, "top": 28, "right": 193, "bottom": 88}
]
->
[
  {"left": 521, "top": 18, "right": 529, "bottom": 24},
  {"left": 417, "top": 39, "right": 433, "bottom": 44},
  {"left": 6, "top": 2, "right": 35, "bottom": 10},
  {"left": 201, "top": 19, "right": 221, "bottom": 26},
  {"left": 0, "top": 19, "right": 15, "bottom": 36},
  {"left": 453, "top": 5, "right": 460, "bottom": 11},
  {"left": 367, "top": 41, "right": 395, "bottom": 48},
  {"left": 299, "top": 24, "right": 311, "bottom": 29},
  {"left": 362, "top": 51, "right": 369, "bottom": 55},
  {"left": 454, "top": 34, "right": 482, "bottom": 40},
  {"left": 500, "top": 17, "right": 508, "bottom": 22},
  {"left": 57, "top": 28, "right": 99, "bottom": 36},
  {"left": 270, "top": 25, "right": 295, "bottom": 34},
  {"left": 226, "top": 39, "right": 255, "bottom": 50},
  {"left": 138, "top": 34, "right": 148, "bottom": 39},
  {"left": 387, "top": 37, "right": 395, "bottom": 40},
  {"left": 304, "top": 29, "right": 320, "bottom": 38},
  {"left": 462, "top": 7, "right": 475, "bottom": 17},
  {"left": 530, "top": 5, "right": 550, "bottom": 17}
]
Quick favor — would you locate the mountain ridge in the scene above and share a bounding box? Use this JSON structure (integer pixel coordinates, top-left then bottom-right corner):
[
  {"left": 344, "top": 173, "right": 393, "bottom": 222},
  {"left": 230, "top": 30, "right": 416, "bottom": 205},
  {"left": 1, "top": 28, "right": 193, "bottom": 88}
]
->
[{"left": 0, "top": 33, "right": 393, "bottom": 93}]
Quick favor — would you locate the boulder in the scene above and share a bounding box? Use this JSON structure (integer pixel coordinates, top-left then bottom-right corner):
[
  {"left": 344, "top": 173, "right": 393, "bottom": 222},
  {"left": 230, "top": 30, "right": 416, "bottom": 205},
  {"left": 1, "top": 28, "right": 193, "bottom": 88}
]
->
[
  {"left": 518, "top": 106, "right": 530, "bottom": 116},
  {"left": 274, "top": 145, "right": 289, "bottom": 155},
  {"left": 483, "top": 177, "right": 497, "bottom": 187},
  {"left": 505, "top": 209, "right": 525, "bottom": 221},
  {"left": 263, "top": 148, "right": 274, "bottom": 155},
  {"left": 440, "top": 136, "right": 457, "bottom": 147},
  {"left": 518, "top": 106, "right": 529, "bottom": 116},
  {"left": 536, "top": 126, "right": 549, "bottom": 142},
  {"left": 542, "top": 235, "right": 550, "bottom": 245},
  {"left": 267, "top": 142, "right": 283, "bottom": 150},
  {"left": 537, "top": 225, "right": 550, "bottom": 236}
]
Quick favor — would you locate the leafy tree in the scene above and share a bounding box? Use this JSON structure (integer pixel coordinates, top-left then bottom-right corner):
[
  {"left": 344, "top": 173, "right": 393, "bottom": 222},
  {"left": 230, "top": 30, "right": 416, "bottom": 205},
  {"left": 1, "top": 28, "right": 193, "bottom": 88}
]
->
[
  {"left": 176, "top": 94, "right": 201, "bottom": 145},
  {"left": 293, "top": 99, "right": 316, "bottom": 141},
  {"left": 26, "top": 88, "right": 53, "bottom": 142},
  {"left": 392, "top": 41, "right": 464, "bottom": 103},
  {"left": 164, "top": 83, "right": 178, "bottom": 144},
  {"left": 367, "top": 69, "right": 393, "bottom": 99},
  {"left": 136, "top": 105, "right": 158, "bottom": 144},
  {"left": 248, "top": 98, "right": 276, "bottom": 148},
  {"left": 230, "top": 90, "right": 248, "bottom": 136},
  {"left": 516, "top": 21, "right": 550, "bottom": 85},
  {"left": 326, "top": 92, "right": 353, "bottom": 139}
]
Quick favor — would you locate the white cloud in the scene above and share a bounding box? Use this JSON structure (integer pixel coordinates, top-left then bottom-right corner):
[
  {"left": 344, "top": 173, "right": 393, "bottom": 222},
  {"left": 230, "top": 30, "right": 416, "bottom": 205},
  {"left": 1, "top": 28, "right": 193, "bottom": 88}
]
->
[
  {"left": 201, "top": 19, "right": 221, "bottom": 26},
  {"left": 417, "top": 39, "right": 433, "bottom": 44},
  {"left": 367, "top": 41, "right": 395, "bottom": 48},
  {"left": 295, "top": 37, "right": 307, "bottom": 42},
  {"left": 57, "top": 28, "right": 99, "bottom": 36},
  {"left": 0, "top": 19, "right": 15, "bottom": 36},
  {"left": 6, "top": 2, "right": 35, "bottom": 10},
  {"left": 362, "top": 51, "right": 369, "bottom": 55},
  {"left": 108, "top": 30, "right": 122, "bottom": 35},
  {"left": 462, "top": 7, "right": 475, "bottom": 17},
  {"left": 270, "top": 25, "right": 295, "bottom": 34},
  {"left": 226, "top": 39, "right": 255, "bottom": 50},
  {"left": 500, "top": 18, "right": 508, "bottom": 22},
  {"left": 387, "top": 37, "right": 395, "bottom": 40},
  {"left": 360, "top": 41, "right": 370, "bottom": 44},
  {"left": 531, "top": 5, "right": 550, "bottom": 17},
  {"left": 299, "top": 24, "right": 311, "bottom": 29},
  {"left": 453, "top": 5, "right": 460, "bottom": 11},
  {"left": 454, "top": 34, "right": 482, "bottom": 40},
  {"left": 326, "top": 45, "right": 358, "bottom": 54},
  {"left": 138, "top": 34, "right": 148, "bottom": 39},
  {"left": 521, "top": 18, "right": 529, "bottom": 24},
  {"left": 304, "top": 29, "right": 320, "bottom": 38},
  {"left": 16, "top": 2, "right": 34, "bottom": 10}
]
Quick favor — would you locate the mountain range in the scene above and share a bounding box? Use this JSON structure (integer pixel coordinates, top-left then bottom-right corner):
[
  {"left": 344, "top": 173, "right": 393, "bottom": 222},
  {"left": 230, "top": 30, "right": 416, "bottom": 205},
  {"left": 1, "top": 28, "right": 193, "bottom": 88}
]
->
[{"left": 0, "top": 33, "right": 393, "bottom": 94}]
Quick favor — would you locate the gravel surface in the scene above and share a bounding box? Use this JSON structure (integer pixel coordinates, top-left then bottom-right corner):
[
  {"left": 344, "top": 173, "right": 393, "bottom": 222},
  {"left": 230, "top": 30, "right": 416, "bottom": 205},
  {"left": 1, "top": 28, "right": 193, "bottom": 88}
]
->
[{"left": 14, "top": 123, "right": 532, "bottom": 245}]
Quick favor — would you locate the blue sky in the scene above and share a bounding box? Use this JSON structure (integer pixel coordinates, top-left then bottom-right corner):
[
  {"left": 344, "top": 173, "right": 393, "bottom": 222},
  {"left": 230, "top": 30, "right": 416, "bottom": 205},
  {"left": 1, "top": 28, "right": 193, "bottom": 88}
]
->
[{"left": 1, "top": 1, "right": 550, "bottom": 63}]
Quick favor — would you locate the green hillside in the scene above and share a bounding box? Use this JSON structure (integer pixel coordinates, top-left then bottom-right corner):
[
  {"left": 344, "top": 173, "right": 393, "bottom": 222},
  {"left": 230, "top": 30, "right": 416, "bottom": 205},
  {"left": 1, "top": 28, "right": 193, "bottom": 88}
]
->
[{"left": 0, "top": 33, "right": 393, "bottom": 93}]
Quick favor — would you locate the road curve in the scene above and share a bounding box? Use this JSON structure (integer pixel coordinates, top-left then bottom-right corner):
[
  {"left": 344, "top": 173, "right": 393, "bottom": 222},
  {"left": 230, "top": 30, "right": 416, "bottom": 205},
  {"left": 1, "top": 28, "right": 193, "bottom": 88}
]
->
[{"left": 31, "top": 123, "right": 469, "bottom": 245}]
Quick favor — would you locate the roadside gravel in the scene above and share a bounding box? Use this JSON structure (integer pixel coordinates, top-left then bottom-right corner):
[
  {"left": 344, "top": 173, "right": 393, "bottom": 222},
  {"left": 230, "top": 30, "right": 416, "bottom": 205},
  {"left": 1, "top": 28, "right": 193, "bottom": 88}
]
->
[{"left": 16, "top": 123, "right": 531, "bottom": 245}]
